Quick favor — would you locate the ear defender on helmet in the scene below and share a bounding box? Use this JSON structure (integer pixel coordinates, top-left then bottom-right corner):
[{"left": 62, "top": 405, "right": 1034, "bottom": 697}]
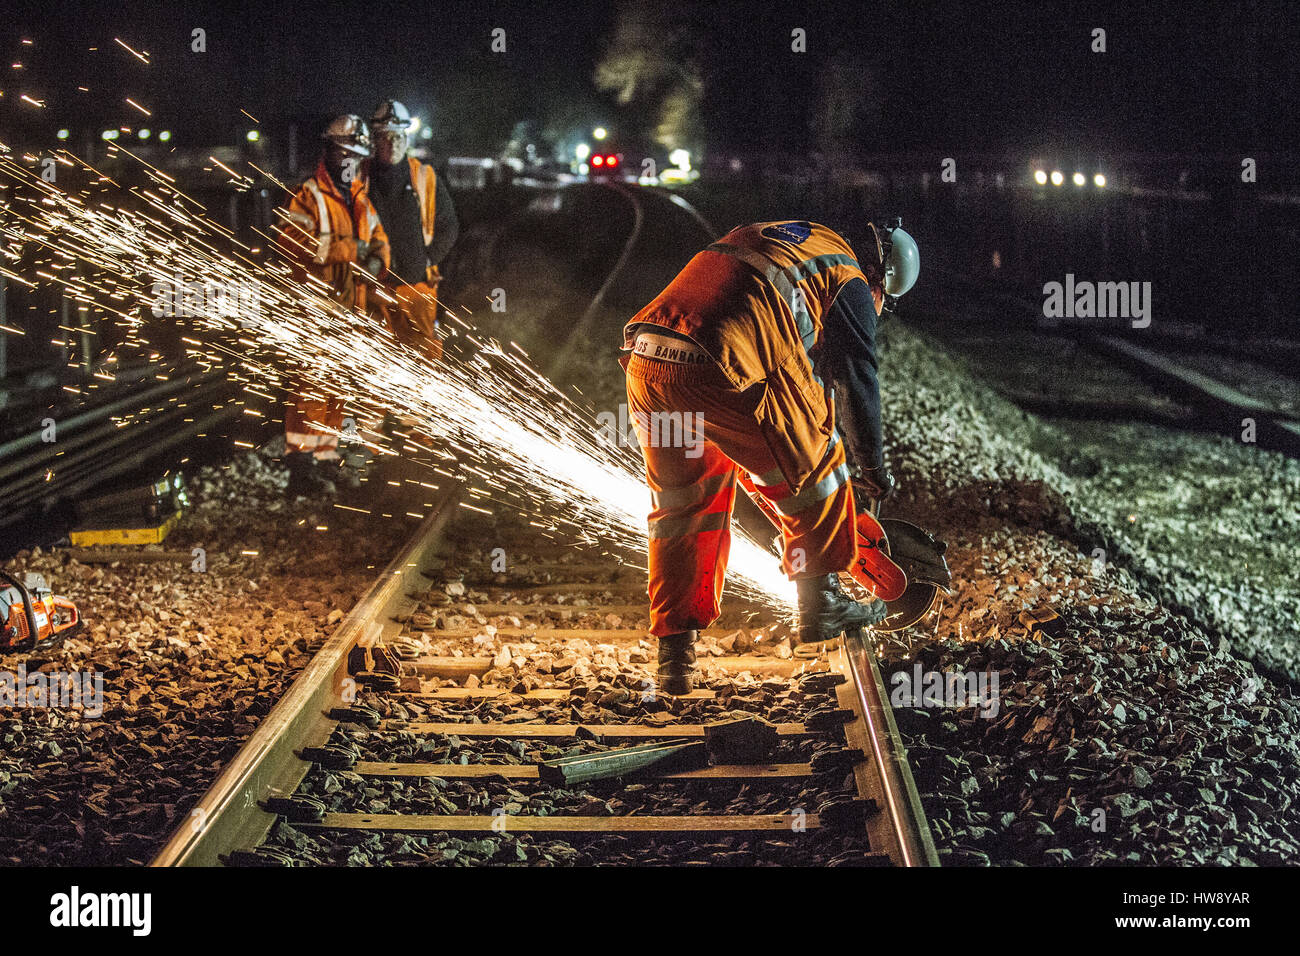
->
[{"left": 877, "top": 219, "right": 920, "bottom": 298}]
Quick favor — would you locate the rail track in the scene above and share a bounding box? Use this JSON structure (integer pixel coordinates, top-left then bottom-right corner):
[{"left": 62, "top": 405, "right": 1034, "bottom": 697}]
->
[
  {"left": 917, "top": 266, "right": 1300, "bottom": 457},
  {"left": 148, "top": 183, "right": 936, "bottom": 868},
  {"left": 151, "top": 484, "right": 938, "bottom": 867}
]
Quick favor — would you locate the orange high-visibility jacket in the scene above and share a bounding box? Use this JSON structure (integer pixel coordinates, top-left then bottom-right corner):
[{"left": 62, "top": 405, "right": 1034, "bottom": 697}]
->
[
  {"left": 623, "top": 221, "right": 884, "bottom": 495},
  {"left": 278, "top": 159, "right": 390, "bottom": 310}
]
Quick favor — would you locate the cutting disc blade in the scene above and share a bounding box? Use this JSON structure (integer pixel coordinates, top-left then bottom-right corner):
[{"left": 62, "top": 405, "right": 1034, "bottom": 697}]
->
[
  {"left": 874, "top": 518, "right": 949, "bottom": 632},
  {"left": 876, "top": 581, "right": 940, "bottom": 632}
]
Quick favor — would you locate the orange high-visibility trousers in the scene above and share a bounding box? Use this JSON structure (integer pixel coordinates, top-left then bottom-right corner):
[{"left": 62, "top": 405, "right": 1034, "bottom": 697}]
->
[
  {"left": 381, "top": 281, "right": 443, "bottom": 362},
  {"left": 624, "top": 353, "right": 857, "bottom": 637},
  {"left": 285, "top": 396, "right": 346, "bottom": 460}
]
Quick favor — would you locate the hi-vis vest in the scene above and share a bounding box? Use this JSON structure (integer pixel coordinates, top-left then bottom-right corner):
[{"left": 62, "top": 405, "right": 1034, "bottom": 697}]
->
[
  {"left": 406, "top": 156, "right": 440, "bottom": 283},
  {"left": 623, "top": 221, "right": 883, "bottom": 494}
]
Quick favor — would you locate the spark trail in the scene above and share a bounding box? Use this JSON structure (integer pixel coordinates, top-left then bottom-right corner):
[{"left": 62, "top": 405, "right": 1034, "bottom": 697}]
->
[{"left": 0, "top": 141, "right": 796, "bottom": 611}]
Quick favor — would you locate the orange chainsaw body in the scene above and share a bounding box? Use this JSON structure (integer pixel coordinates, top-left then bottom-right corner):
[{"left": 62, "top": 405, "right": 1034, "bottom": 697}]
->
[{"left": 1, "top": 574, "right": 82, "bottom": 652}]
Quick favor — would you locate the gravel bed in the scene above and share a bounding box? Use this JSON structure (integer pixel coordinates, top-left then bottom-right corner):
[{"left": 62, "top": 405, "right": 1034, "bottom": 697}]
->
[
  {"left": 262, "top": 823, "right": 871, "bottom": 867},
  {"left": 873, "top": 321, "right": 1300, "bottom": 864},
  {"left": 899, "top": 320, "right": 1300, "bottom": 683},
  {"left": 911, "top": 324, "right": 1190, "bottom": 417},
  {"left": 0, "top": 445, "right": 409, "bottom": 865}
]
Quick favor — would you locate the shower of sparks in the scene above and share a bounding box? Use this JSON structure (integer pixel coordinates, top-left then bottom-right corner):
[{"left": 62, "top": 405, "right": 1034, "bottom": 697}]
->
[{"left": 0, "top": 138, "right": 796, "bottom": 612}]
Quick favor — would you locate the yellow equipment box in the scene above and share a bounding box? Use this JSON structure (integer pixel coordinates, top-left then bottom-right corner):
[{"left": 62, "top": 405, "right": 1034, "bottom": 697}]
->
[{"left": 69, "top": 510, "right": 182, "bottom": 547}]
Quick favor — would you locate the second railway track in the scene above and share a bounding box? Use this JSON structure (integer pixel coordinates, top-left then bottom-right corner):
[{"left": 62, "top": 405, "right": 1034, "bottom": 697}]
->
[{"left": 152, "top": 484, "right": 938, "bottom": 867}]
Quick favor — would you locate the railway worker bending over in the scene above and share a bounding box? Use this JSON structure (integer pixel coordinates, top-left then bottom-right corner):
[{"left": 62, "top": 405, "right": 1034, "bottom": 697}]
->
[{"left": 621, "top": 219, "right": 920, "bottom": 695}]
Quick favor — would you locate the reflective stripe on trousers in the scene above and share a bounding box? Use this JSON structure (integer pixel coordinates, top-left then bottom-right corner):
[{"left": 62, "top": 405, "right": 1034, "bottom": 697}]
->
[
  {"left": 285, "top": 396, "right": 345, "bottom": 460},
  {"left": 626, "top": 353, "right": 856, "bottom": 637}
]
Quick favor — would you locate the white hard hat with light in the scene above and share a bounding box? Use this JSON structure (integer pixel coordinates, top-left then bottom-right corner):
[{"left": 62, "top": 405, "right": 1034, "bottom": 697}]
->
[
  {"left": 370, "top": 100, "right": 415, "bottom": 133},
  {"left": 321, "top": 114, "right": 372, "bottom": 156}
]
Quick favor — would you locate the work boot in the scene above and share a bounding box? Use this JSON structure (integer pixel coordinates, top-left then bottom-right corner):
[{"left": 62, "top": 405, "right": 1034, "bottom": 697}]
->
[
  {"left": 796, "top": 573, "right": 886, "bottom": 645},
  {"left": 656, "top": 630, "right": 698, "bottom": 696},
  {"left": 284, "top": 451, "right": 336, "bottom": 500}
]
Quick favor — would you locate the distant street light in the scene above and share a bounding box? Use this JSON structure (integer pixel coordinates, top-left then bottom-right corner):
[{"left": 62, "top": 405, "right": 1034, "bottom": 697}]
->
[
  {"left": 593, "top": 127, "right": 607, "bottom": 140},
  {"left": 1094, "top": 173, "right": 1106, "bottom": 188},
  {"left": 575, "top": 142, "right": 590, "bottom": 160},
  {"left": 56, "top": 129, "right": 69, "bottom": 140},
  {"left": 138, "top": 128, "right": 151, "bottom": 139},
  {"left": 101, "top": 129, "right": 119, "bottom": 141},
  {"left": 1050, "top": 170, "right": 1063, "bottom": 186},
  {"left": 1072, "top": 171, "right": 1085, "bottom": 186},
  {"left": 1034, "top": 169, "right": 1047, "bottom": 185},
  {"left": 246, "top": 130, "right": 260, "bottom": 142},
  {"left": 159, "top": 130, "right": 172, "bottom": 142}
]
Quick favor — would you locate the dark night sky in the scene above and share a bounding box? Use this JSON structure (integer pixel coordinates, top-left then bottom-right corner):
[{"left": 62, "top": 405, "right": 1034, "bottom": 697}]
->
[{"left": 2, "top": 0, "right": 1296, "bottom": 158}]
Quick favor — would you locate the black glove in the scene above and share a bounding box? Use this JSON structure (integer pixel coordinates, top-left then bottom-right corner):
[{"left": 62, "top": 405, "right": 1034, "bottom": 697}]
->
[
  {"left": 851, "top": 464, "right": 895, "bottom": 508},
  {"left": 355, "top": 239, "right": 371, "bottom": 261},
  {"left": 363, "top": 255, "right": 384, "bottom": 277}
]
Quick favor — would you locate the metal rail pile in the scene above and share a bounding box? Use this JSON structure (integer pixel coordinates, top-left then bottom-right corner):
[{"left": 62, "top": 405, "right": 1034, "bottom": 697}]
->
[{"left": 0, "top": 370, "right": 240, "bottom": 531}]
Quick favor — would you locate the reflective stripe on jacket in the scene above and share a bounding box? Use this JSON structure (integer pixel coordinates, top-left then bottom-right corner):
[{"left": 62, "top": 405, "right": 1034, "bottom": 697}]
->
[
  {"left": 622, "top": 221, "right": 883, "bottom": 495},
  {"left": 278, "top": 159, "right": 390, "bottom": 310}
]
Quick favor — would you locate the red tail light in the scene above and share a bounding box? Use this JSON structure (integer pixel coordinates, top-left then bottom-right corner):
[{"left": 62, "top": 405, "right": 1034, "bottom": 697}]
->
[
  {"left": 592, "top": 155, "right": 604, "bottom": 167},
  {"left": 606, "top": 155, "right": 619, "bottom": 168}
]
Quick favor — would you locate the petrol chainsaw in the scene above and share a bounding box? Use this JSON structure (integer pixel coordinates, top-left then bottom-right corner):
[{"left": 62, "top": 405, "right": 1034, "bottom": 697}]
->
[
  {"left": 738, "top": 474, "right": 953, "bottom": 631},
  {"left": 0, "top": 571, "right": 82, "bottom": 653}
]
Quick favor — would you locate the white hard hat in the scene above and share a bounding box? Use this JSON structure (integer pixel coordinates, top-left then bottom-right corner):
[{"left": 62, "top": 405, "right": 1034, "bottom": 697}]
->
[
  {"left": 321, "top": 114, "right": 372, "bottom": 156},
  {"left": 881, "top": 224, "right": 919, "bottom": 297},
  {"left": 370, "top": 99, "right": 414, "bottom": 133}
]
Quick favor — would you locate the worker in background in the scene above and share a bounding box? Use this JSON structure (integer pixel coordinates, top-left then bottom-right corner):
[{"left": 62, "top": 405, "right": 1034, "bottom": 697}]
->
[
  {"left": 622, "top": 219, "right": 920, "bottom": 694},
  {"left": 276, "top": 114, "right": 389, "bottom": 499},
  {"left": 366, "top": 99, "right": 459, "bottom": 361}
]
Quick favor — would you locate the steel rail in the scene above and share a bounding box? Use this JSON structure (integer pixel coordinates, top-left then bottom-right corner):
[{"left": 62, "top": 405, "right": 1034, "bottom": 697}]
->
[
  {"left": 0, "top": 370, "right": 219, "bottom": 480},
  {"left": 575, "top": 182, "right": 645, "bottom": 331},
  {"left": 150, "top": 482, "right": 461, "bottom": 867},
  {"left": 921, "top": 266, "right": 1300, "bottom": 454},
  {"left": 1, "top": 377, "right": 231, "bottom": 500},
  {"left": 842, "top": 627, "right": 940, "bottom": 867}
]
